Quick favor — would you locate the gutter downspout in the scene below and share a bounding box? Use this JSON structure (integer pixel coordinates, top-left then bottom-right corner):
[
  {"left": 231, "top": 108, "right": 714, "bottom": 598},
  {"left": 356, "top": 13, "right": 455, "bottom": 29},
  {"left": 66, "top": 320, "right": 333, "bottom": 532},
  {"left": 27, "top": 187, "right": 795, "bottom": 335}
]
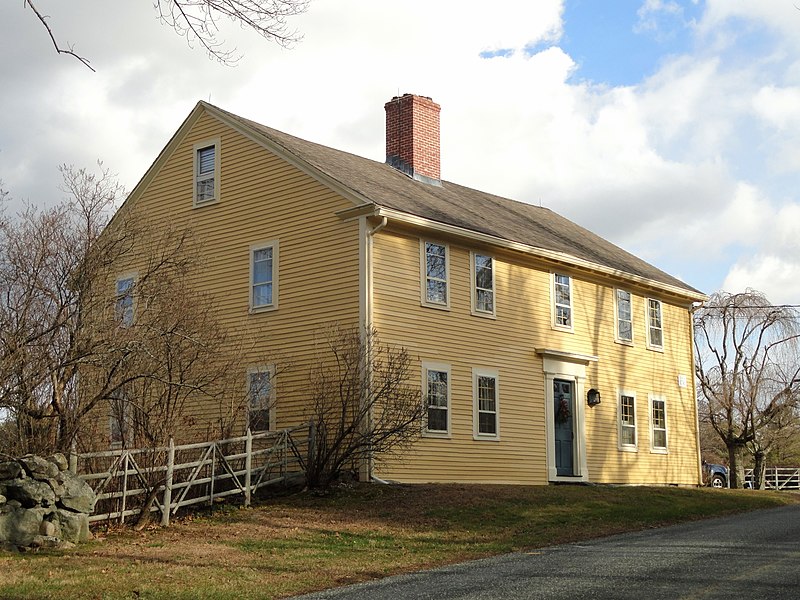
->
[
  {"left": 359, "top": 215, "right": 387, "bottom": 482},
  {"left": 690, "top": 302, "right": 704, "bottom": 487}
]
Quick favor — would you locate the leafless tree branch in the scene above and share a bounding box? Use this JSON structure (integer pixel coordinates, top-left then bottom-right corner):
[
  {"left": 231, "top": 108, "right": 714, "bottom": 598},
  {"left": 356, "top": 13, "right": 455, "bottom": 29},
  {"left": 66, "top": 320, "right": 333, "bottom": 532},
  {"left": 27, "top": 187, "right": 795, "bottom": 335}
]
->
[{"left": 24, "top": 0, "right": 95, "bottom": 72}]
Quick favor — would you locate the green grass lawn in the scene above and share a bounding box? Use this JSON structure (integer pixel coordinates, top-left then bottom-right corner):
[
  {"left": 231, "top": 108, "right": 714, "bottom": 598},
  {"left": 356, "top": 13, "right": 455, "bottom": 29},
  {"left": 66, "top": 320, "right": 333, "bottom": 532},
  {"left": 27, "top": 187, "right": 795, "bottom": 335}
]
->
[{"left": 0, "top": 484, "right": 796, "bottom": 600}]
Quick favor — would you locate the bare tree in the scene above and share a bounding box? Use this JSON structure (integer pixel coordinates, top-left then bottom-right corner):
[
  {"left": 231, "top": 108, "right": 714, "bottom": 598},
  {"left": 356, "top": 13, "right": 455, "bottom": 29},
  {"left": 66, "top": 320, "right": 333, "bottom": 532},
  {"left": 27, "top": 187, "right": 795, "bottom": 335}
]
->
[
  {"left": 24, "top": 0, "right": 310, "bottom": 70},
  {"left": 694, "top": 290, "right": 800, "bottom": 488},
  {"left": 0, "top": 165, "right": 243, "bottom": 456},
  {"left": 304, "top": 325, "right": 423, "bottom": 490}
]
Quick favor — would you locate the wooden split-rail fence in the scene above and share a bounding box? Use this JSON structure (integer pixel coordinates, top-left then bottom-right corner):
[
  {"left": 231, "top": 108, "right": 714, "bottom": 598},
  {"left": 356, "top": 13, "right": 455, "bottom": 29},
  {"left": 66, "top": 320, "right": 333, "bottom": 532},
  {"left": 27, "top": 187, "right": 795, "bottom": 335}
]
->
[
  {"left": 744, "top": 467, "right": 800, "bottom": 490},
  {"left": 69, "top": 423, "right": 312, "bottom": 526}
]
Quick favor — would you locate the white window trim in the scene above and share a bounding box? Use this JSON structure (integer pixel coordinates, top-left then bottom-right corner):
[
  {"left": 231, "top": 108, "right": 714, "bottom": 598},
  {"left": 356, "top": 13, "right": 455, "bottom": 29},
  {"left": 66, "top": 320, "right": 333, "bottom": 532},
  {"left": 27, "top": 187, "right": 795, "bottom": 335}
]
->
[
  {"left": 115, "top": 271, "right": 137, "bottom": 326},
  {"left": 422, "top": 361, "right": 451, "bottom": 438},
  {"left": 614, "top": 289, "right": 634, "bottom": 346},
  {"left": 649, "top": 394, "right": 668, "bottom": 454},
  {"left": 617, "top": 390, "right": 637, "bottom": 452},
  {"left": 551, "top": 272, "right": 574, "bottom": 332},
  {"left": 246, "top": 365, "right": 276, "bottom": 432},
  {"left": 193, "top": 138, "right": 221, "bottom": 207},
  {"left": 646, "top": 298, "right": 664, "bottom": 351},
  {"left": 472, "top": 367, "right": 500, "bottom": 440},
  {"left": 249, "top": 240, "right": 279, "bottom": 313},
  {"left": 420, "top": 239, "right": 450, "bottom": 310},
  {"left": 470, "top": 252, "right": 496, "bottom": 318}
]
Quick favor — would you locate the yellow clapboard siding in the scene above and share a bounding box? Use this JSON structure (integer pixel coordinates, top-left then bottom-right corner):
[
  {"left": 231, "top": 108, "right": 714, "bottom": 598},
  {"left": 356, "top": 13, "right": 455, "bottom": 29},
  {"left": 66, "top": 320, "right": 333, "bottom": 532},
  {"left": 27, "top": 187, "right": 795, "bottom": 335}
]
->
[{"left": 372, "top": 228, "right": 700, "bottom": 486}]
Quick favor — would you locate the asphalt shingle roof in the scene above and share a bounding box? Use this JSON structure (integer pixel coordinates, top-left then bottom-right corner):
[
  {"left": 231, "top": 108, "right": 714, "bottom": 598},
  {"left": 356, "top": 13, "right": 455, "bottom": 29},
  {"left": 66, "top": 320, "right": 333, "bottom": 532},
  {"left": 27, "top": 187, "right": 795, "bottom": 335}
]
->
[{"left": 213, "top": 104, "right": 703, "bottom": 299}]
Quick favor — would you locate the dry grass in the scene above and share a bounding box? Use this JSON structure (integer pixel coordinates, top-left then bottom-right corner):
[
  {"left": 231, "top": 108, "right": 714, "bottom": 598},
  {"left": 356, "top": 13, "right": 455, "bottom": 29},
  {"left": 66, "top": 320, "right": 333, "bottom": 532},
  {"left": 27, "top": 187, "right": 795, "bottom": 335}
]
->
[{"left": 0, "top": 483, "right": 796, "bottom": 600}]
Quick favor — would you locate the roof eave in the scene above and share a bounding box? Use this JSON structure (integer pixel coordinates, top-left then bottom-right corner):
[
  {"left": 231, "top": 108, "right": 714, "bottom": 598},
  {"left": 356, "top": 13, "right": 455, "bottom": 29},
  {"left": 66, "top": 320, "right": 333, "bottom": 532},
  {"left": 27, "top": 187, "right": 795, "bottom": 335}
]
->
[{"left": 373, "top": 207, "right": 708, "bottom": 304}]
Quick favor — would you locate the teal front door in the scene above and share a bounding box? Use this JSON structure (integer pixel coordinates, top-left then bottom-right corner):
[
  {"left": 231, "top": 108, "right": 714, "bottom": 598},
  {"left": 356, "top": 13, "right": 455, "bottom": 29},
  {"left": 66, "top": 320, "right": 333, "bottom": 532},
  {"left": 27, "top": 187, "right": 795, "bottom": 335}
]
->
[{"left": 554, "top": 379, "right": 574, "bottom": 476}]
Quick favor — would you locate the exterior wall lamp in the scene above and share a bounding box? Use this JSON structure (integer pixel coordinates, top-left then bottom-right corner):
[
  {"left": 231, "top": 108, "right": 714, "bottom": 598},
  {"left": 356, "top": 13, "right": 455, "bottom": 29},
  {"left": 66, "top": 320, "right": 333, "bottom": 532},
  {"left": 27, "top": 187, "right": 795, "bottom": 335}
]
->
[{"left": 587, "top": 388, "right": 601, "bottom": 406}]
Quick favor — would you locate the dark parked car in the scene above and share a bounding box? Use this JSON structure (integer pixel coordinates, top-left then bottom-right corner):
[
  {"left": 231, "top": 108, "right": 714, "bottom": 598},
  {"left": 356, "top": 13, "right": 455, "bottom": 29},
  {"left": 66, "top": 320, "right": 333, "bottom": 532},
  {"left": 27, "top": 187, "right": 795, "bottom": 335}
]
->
[{"left": 703, "top": 462, "right": 728, "bottom": 488}]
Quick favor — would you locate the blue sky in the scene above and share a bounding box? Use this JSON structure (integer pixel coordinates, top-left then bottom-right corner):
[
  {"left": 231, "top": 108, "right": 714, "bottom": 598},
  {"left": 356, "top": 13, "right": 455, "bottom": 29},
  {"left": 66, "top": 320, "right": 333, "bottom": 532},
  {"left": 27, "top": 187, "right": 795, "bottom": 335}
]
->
[
  {"left": 1, "top": 1, "right": 800, "bottom": 303},
  {"left": 560, "top": 0, "right": 705, "bottom": 85}
]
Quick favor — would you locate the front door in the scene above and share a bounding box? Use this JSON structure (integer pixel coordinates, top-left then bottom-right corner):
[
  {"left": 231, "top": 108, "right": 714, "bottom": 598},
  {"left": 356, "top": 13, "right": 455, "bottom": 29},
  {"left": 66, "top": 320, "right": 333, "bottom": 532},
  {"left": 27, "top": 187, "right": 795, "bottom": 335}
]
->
[{"left": 553, "top": 379, "right": 574, "bottom": 476}]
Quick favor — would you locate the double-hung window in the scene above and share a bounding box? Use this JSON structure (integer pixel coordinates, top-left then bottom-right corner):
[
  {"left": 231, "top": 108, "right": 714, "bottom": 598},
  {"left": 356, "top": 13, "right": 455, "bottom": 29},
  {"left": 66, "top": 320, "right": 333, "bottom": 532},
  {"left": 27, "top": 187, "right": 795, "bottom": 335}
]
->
[
  {"left": 422, "top": 241, "right": 449, "bottom": 307},
  {"left": 650, "top": 395, "right": 668, "bottom": 452},
  {"left": 423, "top": 362, "right": 450, "bottom": 436},
  {"left": 250, "top": 241, "right": 278, "bottom": 311},
  {"left": 647, "top": 298, "right": 664, "bottom": 350},
  {"left": 473, "top": 368, "right": 499, "bottom": 439},
  {"left": 618, "top": 392, "right": 637, "bottom": 450},
  {"left": 193, "top": 139, "right": 220, "bottom": 205},
  {"left": 471, "top": 253, "right": 495, "bottom": 316},
  {"left": 615, "top": 289, "right": 633, "bottom": 343},
  {"left": 247, "top": 367, "right": 275, "bottom": 431},
  {"left": 115, "top": 275, "right": 136, "bottom": 326},
  {"left": 553, "top": 273, "right": 572, "bottom": 330}
]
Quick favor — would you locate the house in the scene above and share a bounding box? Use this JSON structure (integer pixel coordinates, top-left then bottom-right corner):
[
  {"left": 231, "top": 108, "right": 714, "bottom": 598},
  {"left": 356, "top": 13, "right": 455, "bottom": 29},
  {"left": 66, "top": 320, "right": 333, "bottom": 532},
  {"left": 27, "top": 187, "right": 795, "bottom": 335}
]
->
[{"left": 107, "top": 94, "right": 706, "bottom": 486}]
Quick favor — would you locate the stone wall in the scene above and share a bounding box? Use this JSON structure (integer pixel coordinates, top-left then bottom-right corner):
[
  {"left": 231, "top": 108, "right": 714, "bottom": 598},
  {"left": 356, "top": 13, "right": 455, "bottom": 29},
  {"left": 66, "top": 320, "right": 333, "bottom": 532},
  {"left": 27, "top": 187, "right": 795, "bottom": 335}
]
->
[{"left": 0, "top": 454, "right": 96, "bottom": 551}]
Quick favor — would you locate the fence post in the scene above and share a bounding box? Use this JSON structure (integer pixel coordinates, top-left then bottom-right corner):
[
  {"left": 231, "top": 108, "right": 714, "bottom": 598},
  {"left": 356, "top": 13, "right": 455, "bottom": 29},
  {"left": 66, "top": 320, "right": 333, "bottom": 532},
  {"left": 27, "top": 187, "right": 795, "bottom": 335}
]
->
[
  {"left": 69, "top": 440, "right": 78, "bottom": 474},
  {"left": 244, "top": 429, "right": 253, "bottom": 507},
  {"left": 775, "top": 468, "right": 779, "bottom": 490},
  {"left": 161, "top": 437, "right": 175, "bottom": 527},
  {"left": 121, "top": 452, "right": 129, "bottom": 524},
  {"left": 210, "top": 443, "right": 216, "bottom": 507}
]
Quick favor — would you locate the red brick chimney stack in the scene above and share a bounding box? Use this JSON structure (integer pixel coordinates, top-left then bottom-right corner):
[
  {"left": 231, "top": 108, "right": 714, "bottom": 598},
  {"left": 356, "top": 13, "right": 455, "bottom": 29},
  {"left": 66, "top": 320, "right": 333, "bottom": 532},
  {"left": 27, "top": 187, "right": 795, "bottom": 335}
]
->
[{"left": 384, "top": 94, "right": 441, "bottom": 184}]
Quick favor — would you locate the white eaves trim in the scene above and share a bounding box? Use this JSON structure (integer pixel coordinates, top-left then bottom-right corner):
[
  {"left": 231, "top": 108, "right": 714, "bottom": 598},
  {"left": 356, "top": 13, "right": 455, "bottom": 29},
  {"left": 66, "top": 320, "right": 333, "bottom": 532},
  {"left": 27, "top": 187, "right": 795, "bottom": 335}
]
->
[{"left": 371, "top": 207, "right": 707, "bottom": 304}]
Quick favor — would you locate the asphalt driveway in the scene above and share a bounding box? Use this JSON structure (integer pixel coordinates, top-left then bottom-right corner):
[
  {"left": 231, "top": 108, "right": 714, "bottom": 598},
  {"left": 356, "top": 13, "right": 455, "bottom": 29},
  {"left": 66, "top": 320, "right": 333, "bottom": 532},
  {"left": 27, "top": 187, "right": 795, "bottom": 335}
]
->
[{"left": 292, "top": 504, "right": 800, "bottom": 599}]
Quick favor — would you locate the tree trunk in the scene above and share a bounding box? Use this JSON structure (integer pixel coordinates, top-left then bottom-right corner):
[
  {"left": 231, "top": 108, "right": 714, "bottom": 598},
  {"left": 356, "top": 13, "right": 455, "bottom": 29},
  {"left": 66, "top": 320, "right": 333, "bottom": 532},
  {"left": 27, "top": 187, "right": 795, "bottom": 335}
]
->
[
  {"left": 727, "top": 442, "right": 747, "bottom": 488},
  {"left": 752, "top": 450, "right": 767, "bottom": 490}
]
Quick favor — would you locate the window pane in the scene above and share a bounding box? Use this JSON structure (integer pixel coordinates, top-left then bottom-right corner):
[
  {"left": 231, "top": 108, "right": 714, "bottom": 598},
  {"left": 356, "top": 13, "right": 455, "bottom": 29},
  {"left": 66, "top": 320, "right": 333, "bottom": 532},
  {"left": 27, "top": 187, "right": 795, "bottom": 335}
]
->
[
  {"left": 619, "top": 320, "right": 632, "bottom": 341},
  {"left": 427, "top": 369, "right": 448, "bottom": 432},
  {"left": 653, "top": 429, "right": 667, "bottom": 448},
  {"left": 621, "top": 426, "right": 635, "bottom": 446},
  {"left": 253, "top": 255, "right": 273, "bottom": 284},
  {"left": 198, "top": 146, "right": 215, "bottom": 174},
  {"left": 479, "top": 413, "right": 497, "bottom": 435},
  {"left": 477, "top": 289, "right": 493, "bottom": 313},
  {"left": 428, "top": 408, "right": 447, "bottom": 431},
  {"left": 253, "top": 283, "right": 272, "bottom": 307},
  {"left": 427, "top": 280, "right": 447, "bottom": 304},
  {"left": 426, "top": 254, "right": 446, "bottom": 279}
]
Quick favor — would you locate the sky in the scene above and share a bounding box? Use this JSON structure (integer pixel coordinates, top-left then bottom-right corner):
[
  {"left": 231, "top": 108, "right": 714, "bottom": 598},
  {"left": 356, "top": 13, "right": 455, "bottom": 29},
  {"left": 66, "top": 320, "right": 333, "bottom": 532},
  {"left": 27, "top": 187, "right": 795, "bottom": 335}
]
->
[{"left": 1, "top": 0, "right": 800, "bottom": 303}]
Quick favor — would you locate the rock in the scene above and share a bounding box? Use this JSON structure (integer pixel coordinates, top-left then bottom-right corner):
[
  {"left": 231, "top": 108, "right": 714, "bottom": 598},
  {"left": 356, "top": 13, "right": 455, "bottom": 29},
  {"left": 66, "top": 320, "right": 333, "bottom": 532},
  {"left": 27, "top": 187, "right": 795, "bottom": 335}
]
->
[
  {"left": 0, "top": 494, "right": 6, "bottom": 506},
  {"left": 0, "top": 506, "right": 48, "bottom": 547},
  {"left": 0, "top": 462, "right": 22, "bottom": 480},
  {"left": 30, "top": 535, "right": 61, "bottom": 549},
  {"left": 39, "top": 519, "right": 57, "bottom": 537},
  {"left": 58, "top": 472, "right": 95, "bottom": 514},
  {"left": 20, "top": 456, "right": 59, "bottom": 481},
  {"left": 0, "top": 540, "right": 19, "bottom": 553},
  {"left": 3, "top": 479, "right": 56, "bottom": 508},
  {"left": 48, "top": 453, "right": 69, "bottom": 472},
  {"left": 55, "top": 509, "right": 91, "bottom": 543}
]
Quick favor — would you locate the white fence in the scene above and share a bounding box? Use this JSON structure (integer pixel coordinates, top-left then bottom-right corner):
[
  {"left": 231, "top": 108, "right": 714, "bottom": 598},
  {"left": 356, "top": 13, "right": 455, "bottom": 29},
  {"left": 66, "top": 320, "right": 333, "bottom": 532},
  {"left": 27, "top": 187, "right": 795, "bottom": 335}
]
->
[
  {"left": 69, "top": 423, "right": 311, "bottom": 525},
  {"left": 744, "top": 467, "right": 800, "bottom": 490}
]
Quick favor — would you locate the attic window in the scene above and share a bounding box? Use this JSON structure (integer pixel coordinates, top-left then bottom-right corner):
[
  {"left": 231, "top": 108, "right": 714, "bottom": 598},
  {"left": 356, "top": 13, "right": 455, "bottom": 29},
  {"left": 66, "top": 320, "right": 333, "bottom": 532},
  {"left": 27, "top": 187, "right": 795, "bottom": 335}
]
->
[{"left": 193, "top": 139, "right": 220, "bottom": 206}]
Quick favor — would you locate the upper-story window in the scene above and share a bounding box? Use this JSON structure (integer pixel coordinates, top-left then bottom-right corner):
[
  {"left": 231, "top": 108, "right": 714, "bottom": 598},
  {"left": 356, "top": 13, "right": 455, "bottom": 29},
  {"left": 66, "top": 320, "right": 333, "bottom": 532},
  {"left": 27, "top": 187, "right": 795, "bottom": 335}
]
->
[
  {"left": 615, "top": 289, "right": 633, "bottom": 343},
  {"left": 250, "top": 241, "right": 278, "bottom": 312},
  {"left": 647, "top": 298, "right": 664, "bottom": 350},
  {"left": 553, "top": 273, "right": 572, "bottom": 330},
  {"left": 193, "top": 139, "right": 220, "bottom": 206},
  {"left": 247, "top": 367, "right": 275, "bottom": 431},
  {"left": 423, "top": 362, "right": 450, "bottom": 436},
  {"left": 115, "top": 275, "right": 136, "bottom": 326},
  {"left": 471, "top": 253, "right": 495, "bottom": 316},
  {"left": 421, "top": 241, "right": 449, "bottom": 308}
]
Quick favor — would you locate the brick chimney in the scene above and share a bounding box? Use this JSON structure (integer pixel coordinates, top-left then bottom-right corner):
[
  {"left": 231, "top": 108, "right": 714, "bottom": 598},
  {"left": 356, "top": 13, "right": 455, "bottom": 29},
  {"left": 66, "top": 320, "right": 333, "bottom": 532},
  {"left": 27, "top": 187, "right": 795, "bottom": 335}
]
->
[{"left": 385, "top": 94, "right": 441, "bottom": 184}]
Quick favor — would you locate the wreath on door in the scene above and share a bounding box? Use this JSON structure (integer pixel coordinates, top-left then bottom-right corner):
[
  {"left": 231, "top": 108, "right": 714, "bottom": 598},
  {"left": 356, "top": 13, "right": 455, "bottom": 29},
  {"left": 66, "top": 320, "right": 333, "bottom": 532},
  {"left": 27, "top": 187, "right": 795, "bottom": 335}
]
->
[{"left": 556, "top": 396, "right": 571, "bottom": 424}]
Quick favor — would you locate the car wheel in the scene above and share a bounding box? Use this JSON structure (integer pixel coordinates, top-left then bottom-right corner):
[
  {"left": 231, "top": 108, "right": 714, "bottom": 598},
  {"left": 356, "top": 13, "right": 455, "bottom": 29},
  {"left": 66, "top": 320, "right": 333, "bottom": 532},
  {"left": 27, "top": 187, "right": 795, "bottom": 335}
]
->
[{"left": 711, "top": 475, "right": 725, "bottom": 488}]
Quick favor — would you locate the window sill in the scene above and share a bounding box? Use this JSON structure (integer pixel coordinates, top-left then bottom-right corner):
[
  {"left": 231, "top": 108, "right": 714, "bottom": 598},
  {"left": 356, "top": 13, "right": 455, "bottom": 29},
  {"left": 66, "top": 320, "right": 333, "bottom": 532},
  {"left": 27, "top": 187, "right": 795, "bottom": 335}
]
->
[
  {"left": 473, "top": 434, "right": 500, "bottom": 442},
  {"left": 193, "top": 198, "right": 219, "bottom": 209},
  {"left": 551, "top": 324, "right": 574, "bottom": 333},
  {"left": 614, "top": 338, "right": 634, "bottom": 347},
  {"left": 618, "top": 445, "right": 638, "bottom": 453},
  {"left": 420, "top": 302, "right": 451, "bottom": 311},
  {"left": 250, "top": 305, "right": 278, "bottom": 315},
  {"left": 422, "top": 431, "right": 451, "bottom": 439},
  {"left": 650, "top": 447, "right": 668, "bottom": 455},
  {"left": 646, "top": 344, "right": 665, "bottom": 353},
  {"left": 470, "top": 310, "right": 497, "bottom": 320}
]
